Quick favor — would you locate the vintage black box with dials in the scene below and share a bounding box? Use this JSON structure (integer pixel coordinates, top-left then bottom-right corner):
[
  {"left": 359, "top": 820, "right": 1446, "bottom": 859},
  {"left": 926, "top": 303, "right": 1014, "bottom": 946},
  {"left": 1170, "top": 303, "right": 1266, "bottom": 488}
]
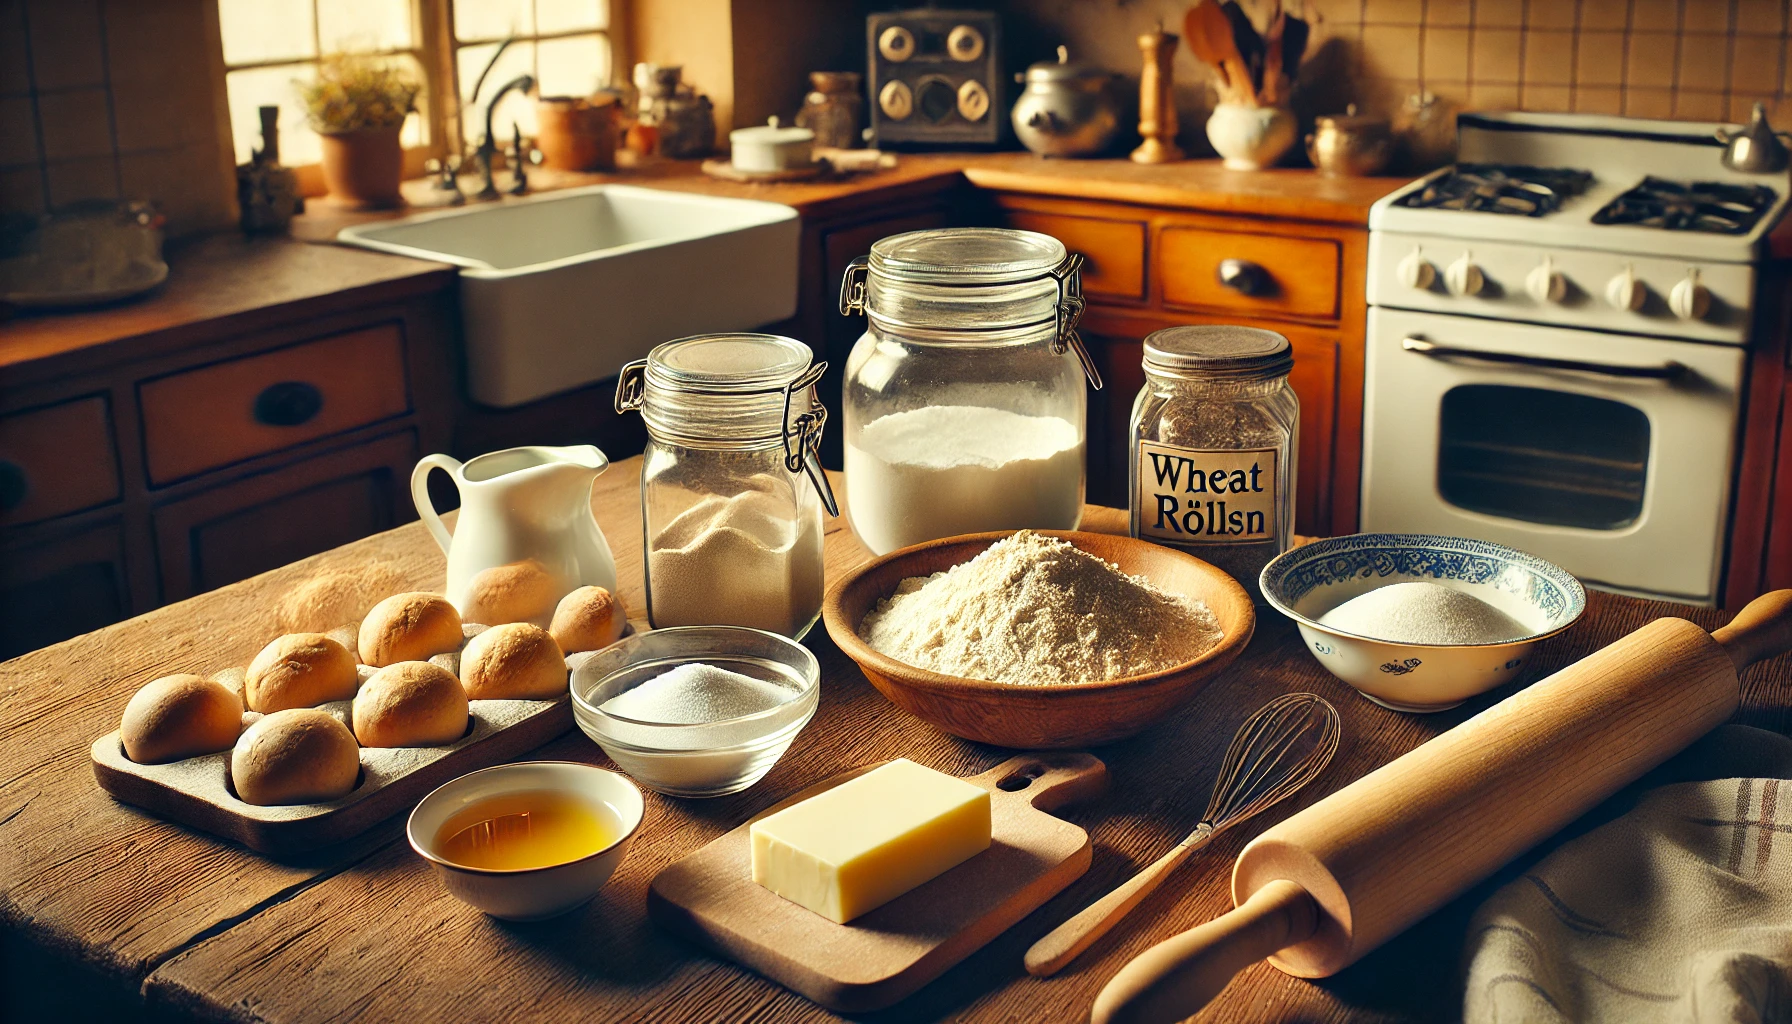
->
[{"left": 866, "top": 8, "right": 1002, "bottom": 147}]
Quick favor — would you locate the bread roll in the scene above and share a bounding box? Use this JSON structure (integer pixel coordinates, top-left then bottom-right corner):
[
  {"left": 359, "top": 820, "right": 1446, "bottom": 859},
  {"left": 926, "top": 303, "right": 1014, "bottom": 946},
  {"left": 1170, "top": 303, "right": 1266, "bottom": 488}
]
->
[
  {"left": 461, "top": 623, "right": 567, "bottom": 700},
  {"left": 549, "top": 585, "right": 627, "bottom": 653},
  {"left": 357, "top": 593, "right": 463, "bottom": 668},
  {"left": 275, "top": 562, "right": 408, "bottom": 633},
  {"left": 352, "top": 662, "right": 469, "bottom": 747},
  {"left": 120, "top": 674, "right": 243, "bottom": 764},
  {"left": 460, "top": 559, "right": 558, "bottom": 626},
  {"left": 245, "top": 633, "right": 359, "bottom": 713},
  {"left": 231, "top": 708, "right": 360, "bottom": 805}
]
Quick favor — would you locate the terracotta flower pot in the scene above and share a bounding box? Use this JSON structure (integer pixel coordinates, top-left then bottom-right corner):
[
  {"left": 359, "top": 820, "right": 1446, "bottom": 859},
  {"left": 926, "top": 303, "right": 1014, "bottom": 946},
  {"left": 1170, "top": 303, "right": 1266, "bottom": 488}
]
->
[
  {"left": 318, "top": 126, "right": 404, "bottom": 210},
  {"left": 536, "top": 97, "right": 618, "bottom": 172}
]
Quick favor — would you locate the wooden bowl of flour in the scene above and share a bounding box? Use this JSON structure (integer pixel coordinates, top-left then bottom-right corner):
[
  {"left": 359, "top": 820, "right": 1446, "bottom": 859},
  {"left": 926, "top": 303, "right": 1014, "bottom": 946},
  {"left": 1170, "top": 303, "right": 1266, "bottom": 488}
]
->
[{"left": 822, "top": 530, "right": 1255, "bottom": 748}]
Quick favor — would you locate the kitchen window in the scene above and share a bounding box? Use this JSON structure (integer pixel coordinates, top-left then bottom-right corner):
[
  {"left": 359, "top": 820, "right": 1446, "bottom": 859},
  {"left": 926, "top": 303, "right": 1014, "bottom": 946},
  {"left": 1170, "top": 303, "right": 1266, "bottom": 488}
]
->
[{"left": 217, "top": 0, "right": 614, "bottom": 185}]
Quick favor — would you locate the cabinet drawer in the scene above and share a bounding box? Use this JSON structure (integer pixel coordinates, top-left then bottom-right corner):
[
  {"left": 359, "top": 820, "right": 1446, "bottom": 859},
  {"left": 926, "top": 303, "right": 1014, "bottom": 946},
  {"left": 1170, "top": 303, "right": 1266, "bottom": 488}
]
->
[
  {"left": 1158, "top": 228, "right": 1340, "bottom": 321},
  {"left": 1001, "top": 211, "right": 1146, "bottom": 300},
  {"left": 139, "top": 324, "right": 411, "bottom": 484},
  {"left": 0, "top": 396, "right": 120, "bottom": 526}
]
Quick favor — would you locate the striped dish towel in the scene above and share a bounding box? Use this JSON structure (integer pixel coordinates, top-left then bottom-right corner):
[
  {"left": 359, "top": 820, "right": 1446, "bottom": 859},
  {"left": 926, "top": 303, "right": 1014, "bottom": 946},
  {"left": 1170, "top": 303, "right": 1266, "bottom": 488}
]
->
[{"left": 1463, "top": 725, "right": 1792, "bottom": 1024}]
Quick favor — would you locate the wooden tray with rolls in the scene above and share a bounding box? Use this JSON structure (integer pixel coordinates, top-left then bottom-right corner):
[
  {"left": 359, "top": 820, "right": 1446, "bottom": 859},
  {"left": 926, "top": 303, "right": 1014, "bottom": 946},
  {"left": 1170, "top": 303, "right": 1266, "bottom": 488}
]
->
[{"left": 90, "top": 586, "right": 632, "bottom": 856}]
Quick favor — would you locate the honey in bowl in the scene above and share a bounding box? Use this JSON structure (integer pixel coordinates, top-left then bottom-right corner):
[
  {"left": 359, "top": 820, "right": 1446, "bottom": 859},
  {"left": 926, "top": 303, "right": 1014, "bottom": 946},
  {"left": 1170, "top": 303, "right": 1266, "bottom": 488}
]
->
[{"left": 435, "top": 789, "right": 615, "bottom": 870}]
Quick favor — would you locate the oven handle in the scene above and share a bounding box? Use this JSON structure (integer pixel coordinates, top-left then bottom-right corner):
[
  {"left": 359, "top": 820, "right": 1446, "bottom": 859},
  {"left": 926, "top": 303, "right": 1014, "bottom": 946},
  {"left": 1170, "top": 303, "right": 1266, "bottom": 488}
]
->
[{"left": 1400, "top": 337, "right": 1686, "bottom": 380}]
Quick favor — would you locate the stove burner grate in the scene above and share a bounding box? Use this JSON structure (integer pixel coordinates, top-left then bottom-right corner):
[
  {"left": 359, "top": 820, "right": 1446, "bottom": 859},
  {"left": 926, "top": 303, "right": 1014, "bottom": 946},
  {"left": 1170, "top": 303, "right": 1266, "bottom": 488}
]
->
[
  {"left": 1394, "top": 163, "right": 1595, "bottom": 216},
  {"left": 1590, "top": 177, "right": 1778, "bottom": 234}
]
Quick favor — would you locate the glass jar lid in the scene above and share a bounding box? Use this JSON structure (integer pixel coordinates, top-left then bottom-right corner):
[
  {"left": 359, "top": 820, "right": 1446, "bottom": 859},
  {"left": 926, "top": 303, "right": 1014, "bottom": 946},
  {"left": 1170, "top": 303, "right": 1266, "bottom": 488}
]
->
[
  {"left": 867, "top": 227, "right": 1065, "bottom": 286},
  {"left": 1143, "top": 325, "right": 1293, "bottom": 380}
]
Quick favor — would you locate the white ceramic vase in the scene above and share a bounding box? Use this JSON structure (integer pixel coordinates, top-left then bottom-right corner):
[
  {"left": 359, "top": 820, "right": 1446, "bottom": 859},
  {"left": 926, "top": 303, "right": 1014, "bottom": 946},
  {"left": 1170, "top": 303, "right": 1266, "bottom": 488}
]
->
[{"left": 1206, "top": 103, "right": 1298, "bottom": 171}]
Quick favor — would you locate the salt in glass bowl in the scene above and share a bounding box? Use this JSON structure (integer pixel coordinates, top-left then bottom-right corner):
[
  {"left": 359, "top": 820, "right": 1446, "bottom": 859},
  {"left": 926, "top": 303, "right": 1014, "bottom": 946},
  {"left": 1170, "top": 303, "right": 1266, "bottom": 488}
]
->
[
  {"left": 570, "top": 625, "right": 820, "bottom": 797},
  {"left": 1260, "top": 533, "right": 1585, "bottom": 713}
]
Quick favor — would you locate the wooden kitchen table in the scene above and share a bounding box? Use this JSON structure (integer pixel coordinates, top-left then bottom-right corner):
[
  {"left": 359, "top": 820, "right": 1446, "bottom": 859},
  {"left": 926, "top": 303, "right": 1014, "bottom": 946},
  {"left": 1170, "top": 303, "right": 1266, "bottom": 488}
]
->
[{"left": 5, "top": 458, "right": 1789, "bottom": 1024}]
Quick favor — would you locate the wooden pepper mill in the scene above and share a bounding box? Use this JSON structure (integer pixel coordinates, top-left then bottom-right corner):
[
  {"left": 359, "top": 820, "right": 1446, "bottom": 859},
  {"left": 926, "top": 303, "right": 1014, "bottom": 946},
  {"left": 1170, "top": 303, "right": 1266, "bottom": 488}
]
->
[{"left": 1132, "top": 24, "right": 1184, "bottom": 164}]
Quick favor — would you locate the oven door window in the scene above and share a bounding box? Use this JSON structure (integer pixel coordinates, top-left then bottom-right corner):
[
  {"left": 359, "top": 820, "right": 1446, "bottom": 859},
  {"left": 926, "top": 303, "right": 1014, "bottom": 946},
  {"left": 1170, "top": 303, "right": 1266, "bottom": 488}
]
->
[{"left": 1437, "top": 384, "right": 1649, "bottom": 530}]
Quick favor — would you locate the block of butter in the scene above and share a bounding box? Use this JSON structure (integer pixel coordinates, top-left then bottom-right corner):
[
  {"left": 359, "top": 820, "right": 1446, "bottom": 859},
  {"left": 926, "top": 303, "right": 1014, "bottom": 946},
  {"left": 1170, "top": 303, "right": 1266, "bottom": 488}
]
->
[{"left": 750, "top": 758, "right": 992, "bottom": 924}]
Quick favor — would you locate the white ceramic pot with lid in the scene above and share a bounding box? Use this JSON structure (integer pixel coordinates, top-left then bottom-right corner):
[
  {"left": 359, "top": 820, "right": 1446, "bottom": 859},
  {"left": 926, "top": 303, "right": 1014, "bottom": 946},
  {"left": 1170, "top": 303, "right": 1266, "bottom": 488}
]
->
[
  {"left": 729, "top": 117, "right": 815, "bottom": 173},
  {"left": 837, "top": 227, "right": 1104, "bottom": 555}
]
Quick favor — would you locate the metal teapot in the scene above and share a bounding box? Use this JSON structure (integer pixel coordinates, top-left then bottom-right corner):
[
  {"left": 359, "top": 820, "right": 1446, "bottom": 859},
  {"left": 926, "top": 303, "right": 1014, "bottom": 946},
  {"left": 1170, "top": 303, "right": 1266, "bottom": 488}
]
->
[
  {"left": 1716, "top": 102, "right": 1790, "bottom": 173},
  {"left": 1306, "top": 105, "right": 1393, "bottom": 177},
  {"left": 1011, "top": 46, "right": 1121, "bottom": 158}
]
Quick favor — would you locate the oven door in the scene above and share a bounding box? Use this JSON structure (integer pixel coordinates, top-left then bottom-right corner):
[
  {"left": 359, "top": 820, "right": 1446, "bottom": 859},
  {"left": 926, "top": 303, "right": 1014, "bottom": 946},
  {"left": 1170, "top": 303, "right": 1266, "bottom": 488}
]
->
[{"left": 1361, "top": 307, "right": 1745, "bottom": 603}]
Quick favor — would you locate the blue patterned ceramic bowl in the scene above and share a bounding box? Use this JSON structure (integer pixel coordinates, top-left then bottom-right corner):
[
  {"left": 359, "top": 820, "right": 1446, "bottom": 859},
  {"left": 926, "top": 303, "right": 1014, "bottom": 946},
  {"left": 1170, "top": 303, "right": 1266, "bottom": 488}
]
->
[{"left": 1260, "top": 534, "right": 1585, "bottom": 712}]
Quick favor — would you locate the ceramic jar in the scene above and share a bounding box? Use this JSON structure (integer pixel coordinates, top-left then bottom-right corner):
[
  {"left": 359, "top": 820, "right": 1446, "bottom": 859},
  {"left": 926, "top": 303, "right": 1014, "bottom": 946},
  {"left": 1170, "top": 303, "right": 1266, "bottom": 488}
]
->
[
  {"left": 795, "top": 71, "right": 863, "bottom": 149},
  {"left": 1011, "top": 46, "right": 1122, "bottom": 158},
  {"left": 1206, "top": 103, "right": 1297, "bottom": 171},
  {"left": 729, "top": 117, "right": 815, "bottom": 173},
  {"left": 1306, "top": 105, "right": 1393, "bottom": 177}
]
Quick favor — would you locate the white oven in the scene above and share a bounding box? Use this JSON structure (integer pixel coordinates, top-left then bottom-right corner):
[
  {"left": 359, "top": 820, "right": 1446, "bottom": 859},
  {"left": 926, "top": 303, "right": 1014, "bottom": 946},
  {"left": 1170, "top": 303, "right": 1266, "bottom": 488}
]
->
[{"left": 1360, "top": 306, "right": 1745, "bottom": 604}]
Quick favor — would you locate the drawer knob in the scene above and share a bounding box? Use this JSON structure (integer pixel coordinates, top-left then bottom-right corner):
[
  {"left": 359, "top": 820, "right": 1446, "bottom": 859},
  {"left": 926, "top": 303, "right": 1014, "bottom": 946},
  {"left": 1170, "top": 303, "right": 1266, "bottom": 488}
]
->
[
  {"left": 1217, "top": 258, "right": 1272, "bottom": 297},
  {"left": 0, "top": 460, "right": 26, "bottom": 512},
  {"left": 253, "top": 381, "right": 324, "bottom": 427}
]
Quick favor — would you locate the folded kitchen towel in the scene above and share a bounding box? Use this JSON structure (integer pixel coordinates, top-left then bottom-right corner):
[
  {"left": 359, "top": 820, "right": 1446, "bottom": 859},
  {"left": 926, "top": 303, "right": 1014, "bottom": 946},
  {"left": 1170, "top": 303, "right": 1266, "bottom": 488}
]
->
[{"left": 1462, "top": 725, "right": 1792, "bottom": 1024}]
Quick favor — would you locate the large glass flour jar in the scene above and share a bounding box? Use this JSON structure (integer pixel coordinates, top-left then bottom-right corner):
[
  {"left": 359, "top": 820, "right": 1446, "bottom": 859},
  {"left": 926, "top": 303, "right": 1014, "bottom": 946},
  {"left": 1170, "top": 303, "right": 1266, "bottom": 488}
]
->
[
  {"left": 1129, "top": 326, "right": 1297, "bottom": 601},
  {"left": 615, "top": 334, "right": 836, "bottom": 639},
  {"left": 838, "top": 228, "right": 1102, "bottom": 555}
]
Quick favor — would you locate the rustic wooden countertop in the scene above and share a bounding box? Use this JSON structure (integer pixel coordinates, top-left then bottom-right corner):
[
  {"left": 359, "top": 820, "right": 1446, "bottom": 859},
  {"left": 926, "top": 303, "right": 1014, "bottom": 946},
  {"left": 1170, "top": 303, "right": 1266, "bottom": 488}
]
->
[{"left": 3, "top": 457, "right": 1788, "bottom": 1023}]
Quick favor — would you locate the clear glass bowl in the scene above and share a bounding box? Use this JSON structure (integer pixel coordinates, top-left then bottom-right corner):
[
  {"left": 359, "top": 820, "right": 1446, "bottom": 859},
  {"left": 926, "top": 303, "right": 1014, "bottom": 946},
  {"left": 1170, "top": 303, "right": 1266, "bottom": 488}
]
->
[{"left": 570, "top": 626, "right": 819, "bottom": 798}]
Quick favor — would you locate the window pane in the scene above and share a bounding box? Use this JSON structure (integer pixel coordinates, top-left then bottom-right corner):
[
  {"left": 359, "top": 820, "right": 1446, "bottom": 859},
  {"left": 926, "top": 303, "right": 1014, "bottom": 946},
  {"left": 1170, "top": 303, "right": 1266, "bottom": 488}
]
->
[
  {"left": 455, "top": 0, "right": 533, "bottom": 42},
  {"left": 537, "top": 34, "right": 609, "bottom": 97},
  {"left": 218, "top": 0, "right": 315, "bottom": 66},
  {"left": 318, "top": 0, "right": 413, "bottom": 53},
  {"left": 536, "top": 0, "right": 606, "bottom": 33},
  {"left": 225, "top": 64, "right": 321, "bottom": 165},
  {"left": 459, "top": 41, "right": 537, "bottom": 148}
]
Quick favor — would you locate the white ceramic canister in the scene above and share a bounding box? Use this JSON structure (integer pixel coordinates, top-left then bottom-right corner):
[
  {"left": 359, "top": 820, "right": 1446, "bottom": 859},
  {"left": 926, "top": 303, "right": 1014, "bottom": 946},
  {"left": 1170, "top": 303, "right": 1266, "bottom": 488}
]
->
[
  {"left": 729, "top": 117, "right": 814, "bottom": 172},
  {"left": 1206, "top": 103, "right": 1298, "bottom": 170}
]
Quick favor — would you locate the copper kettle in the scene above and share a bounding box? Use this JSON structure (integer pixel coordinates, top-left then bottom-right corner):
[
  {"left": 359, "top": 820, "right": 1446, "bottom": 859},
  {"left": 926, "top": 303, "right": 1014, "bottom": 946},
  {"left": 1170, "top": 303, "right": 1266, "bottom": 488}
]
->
[{"left": 1716, "top": 103, "right": 1790, "bottom": 173}]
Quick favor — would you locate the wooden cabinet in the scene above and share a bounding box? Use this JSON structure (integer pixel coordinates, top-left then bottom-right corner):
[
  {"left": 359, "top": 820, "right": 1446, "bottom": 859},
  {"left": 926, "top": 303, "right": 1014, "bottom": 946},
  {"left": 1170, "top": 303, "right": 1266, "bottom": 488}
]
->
[
  {"left": 992, "top": 193, "right": 1367, "bottom": 537},
  {"left": 153, "top": 432, "right": 418, "bottom": 602},
  {"left": 0, "top": 395, "right": 121, "bottom": 526},
  {"left": 0, "top": 519, "right": 131, "bottom": 660}
]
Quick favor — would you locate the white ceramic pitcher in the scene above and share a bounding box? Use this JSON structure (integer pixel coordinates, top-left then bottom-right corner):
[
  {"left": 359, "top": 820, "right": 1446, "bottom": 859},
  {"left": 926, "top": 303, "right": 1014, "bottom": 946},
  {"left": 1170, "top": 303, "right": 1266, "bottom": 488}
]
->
[{"left": 412, "top": 445, "right": 618, "bottom": 626}]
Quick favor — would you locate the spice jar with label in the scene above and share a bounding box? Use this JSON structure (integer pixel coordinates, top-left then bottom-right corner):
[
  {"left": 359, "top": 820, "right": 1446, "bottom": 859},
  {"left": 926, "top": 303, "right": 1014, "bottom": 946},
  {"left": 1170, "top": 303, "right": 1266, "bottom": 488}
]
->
[
  {"left": 838, "top": 227, "right": 1104, "bottom": 555},
  {"left": 1129, "top": 326, "right": 1297, "bottom": 600},
  {"left": 615, "top": 334, "right": 836, "bottom": 638}
]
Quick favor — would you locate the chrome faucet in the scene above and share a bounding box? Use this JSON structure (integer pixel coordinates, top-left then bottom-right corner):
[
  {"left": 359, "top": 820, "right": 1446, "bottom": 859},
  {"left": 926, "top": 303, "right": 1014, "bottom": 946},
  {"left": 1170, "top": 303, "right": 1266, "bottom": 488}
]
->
[{"left": 466, "top": 38, "right": 535, "bottom": 199}]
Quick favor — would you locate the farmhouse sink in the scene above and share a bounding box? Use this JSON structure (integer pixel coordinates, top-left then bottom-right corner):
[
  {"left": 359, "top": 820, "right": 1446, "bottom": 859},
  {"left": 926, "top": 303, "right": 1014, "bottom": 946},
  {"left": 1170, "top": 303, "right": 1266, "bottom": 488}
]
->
[{"left": 339, "top": 185, "right": 800, "bottom": 407}]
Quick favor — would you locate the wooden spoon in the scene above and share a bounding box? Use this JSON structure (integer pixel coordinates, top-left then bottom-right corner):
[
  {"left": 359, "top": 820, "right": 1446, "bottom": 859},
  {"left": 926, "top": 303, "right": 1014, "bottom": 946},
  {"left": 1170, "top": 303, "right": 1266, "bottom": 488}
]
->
[{"left": 1183, "top": 1, "right": 1250, "bottom": 105}]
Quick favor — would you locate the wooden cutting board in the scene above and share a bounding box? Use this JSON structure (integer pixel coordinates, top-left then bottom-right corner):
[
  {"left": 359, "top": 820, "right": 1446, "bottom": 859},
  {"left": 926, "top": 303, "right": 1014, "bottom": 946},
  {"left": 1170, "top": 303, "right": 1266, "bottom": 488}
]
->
[{"left": 648, "top": 751, "right": 1108, "bottom": 1012}]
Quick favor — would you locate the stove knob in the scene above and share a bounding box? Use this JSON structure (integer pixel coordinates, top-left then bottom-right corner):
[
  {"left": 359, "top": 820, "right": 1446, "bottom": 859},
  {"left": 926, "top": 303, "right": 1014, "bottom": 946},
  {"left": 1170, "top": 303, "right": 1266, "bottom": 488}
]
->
[
  {"left": 1396, "top": 250, "right": 1435, "bottom": 290},
  {"left": 1670, "top": 272, "right": 1712, "bottom": 320},
  {"left": 1525, "top": 258, "right": 1567, "bottom": 304},
  {"left": 1606, "top": 266, "right": 1646, "bottom": 312},
  {"left": 1444, "top": 255, "right": 1484, "bottom": 297}
]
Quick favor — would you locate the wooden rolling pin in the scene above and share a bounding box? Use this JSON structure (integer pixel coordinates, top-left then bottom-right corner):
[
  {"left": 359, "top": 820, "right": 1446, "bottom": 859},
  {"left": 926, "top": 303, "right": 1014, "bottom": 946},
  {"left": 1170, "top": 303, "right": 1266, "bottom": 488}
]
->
[{"left": 1092, "top": 591, "right": 1792, "bottom": 1024}]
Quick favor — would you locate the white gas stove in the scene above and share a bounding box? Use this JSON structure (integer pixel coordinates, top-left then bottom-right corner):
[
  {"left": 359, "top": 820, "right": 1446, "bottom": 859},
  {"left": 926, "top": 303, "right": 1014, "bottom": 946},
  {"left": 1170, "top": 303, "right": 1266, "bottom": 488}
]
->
[{"left": 1360, "top": 111, "right": 1790, "bottom": 605}]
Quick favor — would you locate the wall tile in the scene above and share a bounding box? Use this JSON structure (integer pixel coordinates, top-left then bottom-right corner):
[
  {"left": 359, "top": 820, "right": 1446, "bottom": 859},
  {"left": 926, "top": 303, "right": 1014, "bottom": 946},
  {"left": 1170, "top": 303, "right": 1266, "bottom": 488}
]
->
[
  {"left": 0, "top": 0, "right": 30, "bottom": 95},
  {"left": 45, "top": 154, "right": 117, "bottom": 206},
  {"left": 1360, "top": 25, "right": 1422, "bottom": 79},
  {"left": 1729, "top": 93, "right": 1773, "bottom": 121},
  {"left": 1674, "top": 32, "right": 1727, "bottom": 91},
  {"left": 1630, "top": 0, "right": 1682, "bottom": 32},
  {"left": 1575, "top": 31, "right": 1626, "bottom": 86},
  {"left": 1363, "top": 0, "right": 1423, "bottom": 24},
  {"left": 1573, "top": 86, "right": 1626, "bottom": 113},
  {"left": 1624, "top": 86, "right": 1676, "bottom": 116},
  {"left": 1730, "top": 32, "right": 1779, "bottom": 95},
  {"left": 1625, "top": 32, "right": 1680, "bottom": 89},
  {"left": 1524, "top": 1, "right": 1576, "bottom": 30},
  {"left": 0, "top": 164, "right": 45, "bottom": 213},
  {"left": 119, "top": 144, "right": 231, "bottom": 232},
  {"left": 36, "top": 87, "right": 113, "bottom": 161},
  {"left": 24, "top": 0, "right": 104, "bottom": 91},
  {"left": 1467, "top": 81, "right": 1522, "bottom": 110},
  {"left": 1671, "top": 89, "right": 1726, "bottom": 118},
  {"left": 1311, "top": 0, "right": 1366, "bottom": 24},
  {"left": 1473, "top": 28, "right": 1524, "bottom": 80},
  {"left": 1680, "top": 0, "right": 1731, "bottom": 33},
  {"left": 111, "top": 75, "right": 209, "bottom": 153},
  {"left": 1734, "top": 0, "right": 1786, "bottom": 34},
  {"left": 1520, "top": 83, "right": 1573, "bottom": 110},
  {"left": 1422, "top": 27, "right": 1471, "bottom": 81},
  {"left": 0, "top": 94, "right": 38, "bottom": 166},
  {"left": 1474, "top": 0, "right": 1526, "bottom": 28},
  {"left": 1523, "top": 30, "right": 1575, "bottom": 85},
  {"left": 1579, "top": 0, "right": 1632, "bottom": 31},
  {"left": 1425, "top": 0, "right": 1472, "bottom": 27}
]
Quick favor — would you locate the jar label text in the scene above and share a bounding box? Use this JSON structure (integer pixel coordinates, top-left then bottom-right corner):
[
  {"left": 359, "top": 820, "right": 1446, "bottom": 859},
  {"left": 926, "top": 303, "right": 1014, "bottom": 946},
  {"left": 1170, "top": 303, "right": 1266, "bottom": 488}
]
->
[{"left": 1134, "top": 442, "right": 1278, "bottom": 543}]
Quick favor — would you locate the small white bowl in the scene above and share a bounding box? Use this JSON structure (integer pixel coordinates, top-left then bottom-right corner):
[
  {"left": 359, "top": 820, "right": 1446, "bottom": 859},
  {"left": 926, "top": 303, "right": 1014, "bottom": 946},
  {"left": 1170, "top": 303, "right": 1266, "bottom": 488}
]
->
[
  {"left": 407, "top": 761, "right": 644, "bottom": 921},
  {"left": 1260, "top": 533, "right": 1586, "bottom": 712}
]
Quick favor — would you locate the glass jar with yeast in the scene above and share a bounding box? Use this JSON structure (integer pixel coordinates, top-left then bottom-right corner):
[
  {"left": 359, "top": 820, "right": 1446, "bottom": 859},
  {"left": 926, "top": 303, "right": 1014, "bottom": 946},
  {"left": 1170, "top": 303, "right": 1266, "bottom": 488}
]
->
[
  {"left": 838, "top": 227, "right": 1103, "bottom": 555},
  {"left": 1129, "top": 325, "right": 1298, "bottom": 601},
  {"left": 614, "top": 334, "right": 836, "bottom": 639}
]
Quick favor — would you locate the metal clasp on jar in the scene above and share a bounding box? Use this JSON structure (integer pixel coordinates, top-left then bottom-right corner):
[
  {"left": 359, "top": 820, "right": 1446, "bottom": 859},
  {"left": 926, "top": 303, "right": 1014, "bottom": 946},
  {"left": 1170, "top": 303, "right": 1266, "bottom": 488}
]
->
[
  {"left": 782, "top": 361, "right": 840, "bottom": 517},
  {"left": 1050, "top": 253, "right": 1103, "bottom": 390},
  {"left": 613, "top": 358, "right": 648, "bottom": 412},
  {"left": 839, "top": 256, "right": 869, "bottom": 316}
]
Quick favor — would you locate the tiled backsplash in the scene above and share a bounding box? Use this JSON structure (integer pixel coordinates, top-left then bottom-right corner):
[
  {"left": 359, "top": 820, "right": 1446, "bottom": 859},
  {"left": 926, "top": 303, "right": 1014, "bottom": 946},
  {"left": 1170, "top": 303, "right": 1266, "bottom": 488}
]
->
[{"left": 0, "top": 0, "right": 236, "bottom": 237}]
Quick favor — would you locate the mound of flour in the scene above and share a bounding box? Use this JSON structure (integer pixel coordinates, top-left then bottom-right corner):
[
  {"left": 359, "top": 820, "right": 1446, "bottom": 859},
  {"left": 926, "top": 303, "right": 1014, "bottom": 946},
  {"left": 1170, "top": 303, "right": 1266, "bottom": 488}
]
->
[{"left": 858, "top": 530, "right": 1223, "bottom": 685}]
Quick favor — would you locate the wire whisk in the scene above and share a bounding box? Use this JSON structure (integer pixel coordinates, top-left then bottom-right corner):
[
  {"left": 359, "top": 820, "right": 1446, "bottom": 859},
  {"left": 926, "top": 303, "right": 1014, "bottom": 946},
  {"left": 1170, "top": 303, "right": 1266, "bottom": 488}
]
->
[{"left": 1024, "top": 692, "right": 1341, "bottom": 977}]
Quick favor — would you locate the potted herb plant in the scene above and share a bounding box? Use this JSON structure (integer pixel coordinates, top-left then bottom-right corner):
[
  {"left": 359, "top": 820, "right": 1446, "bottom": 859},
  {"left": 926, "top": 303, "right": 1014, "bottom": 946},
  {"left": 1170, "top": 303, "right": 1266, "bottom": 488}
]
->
[{"left": 298, "top": 53, "right": 420, "bottom": 209}]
